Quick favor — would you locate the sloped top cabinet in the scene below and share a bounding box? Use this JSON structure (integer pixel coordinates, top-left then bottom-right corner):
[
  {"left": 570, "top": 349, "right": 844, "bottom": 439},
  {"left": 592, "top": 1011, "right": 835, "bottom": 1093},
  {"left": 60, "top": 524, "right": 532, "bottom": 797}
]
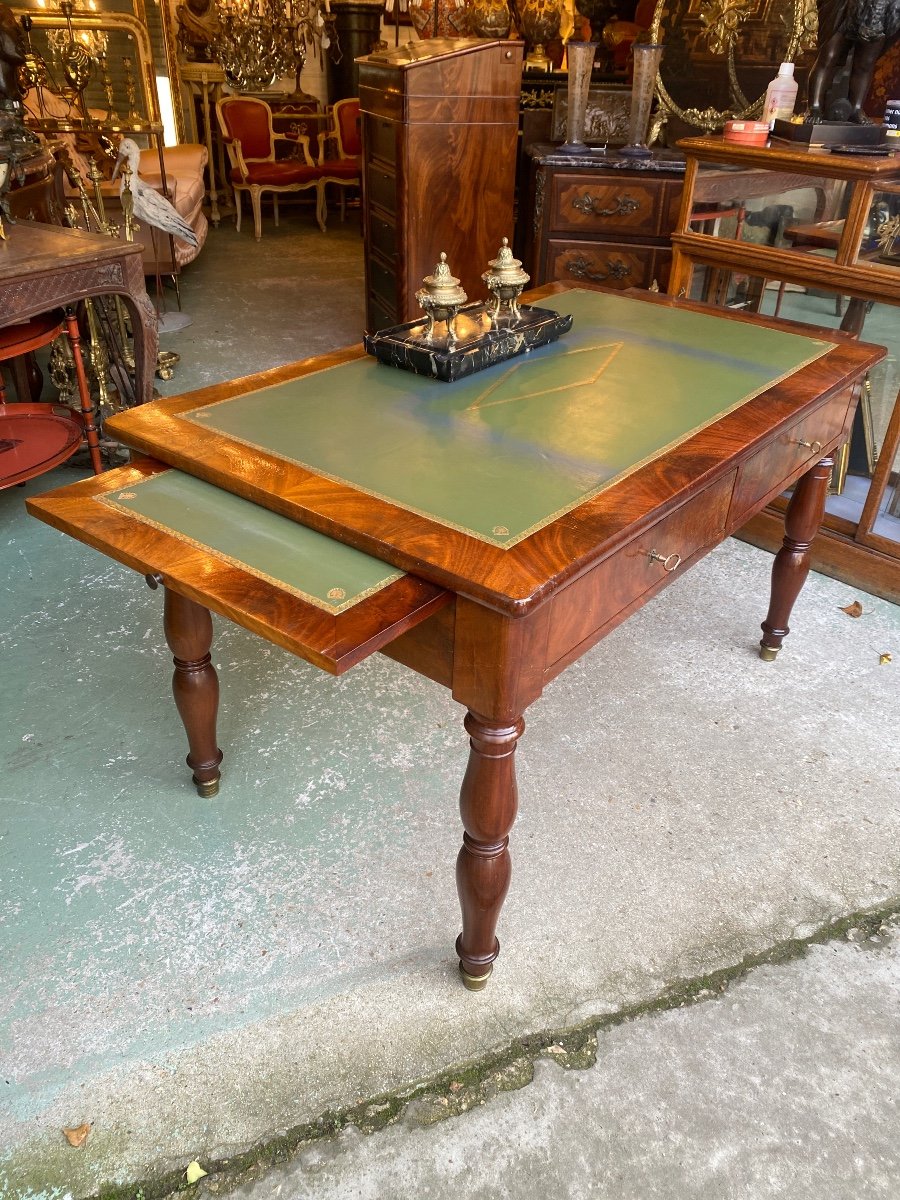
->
[{"left": 358, "top": 38, "right": 524, "bottom": 331}]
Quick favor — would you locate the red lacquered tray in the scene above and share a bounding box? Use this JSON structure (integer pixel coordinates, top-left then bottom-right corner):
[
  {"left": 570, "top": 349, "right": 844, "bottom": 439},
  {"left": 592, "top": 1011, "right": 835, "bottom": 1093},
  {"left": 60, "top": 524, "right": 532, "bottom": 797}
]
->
[{"left": 0, "top": 403, "right": 85, "bottom": 489}]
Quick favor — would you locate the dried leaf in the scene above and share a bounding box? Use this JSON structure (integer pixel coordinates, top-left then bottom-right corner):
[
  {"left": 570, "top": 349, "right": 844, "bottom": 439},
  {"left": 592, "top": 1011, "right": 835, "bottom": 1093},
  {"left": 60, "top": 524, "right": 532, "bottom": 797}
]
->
[
  {"left": 879, "top": 652, "right": 892, "bottom": 665},
  {"left": 185, "top": 1161, "right": 208, "bottom": 1185},
  {"left": 63, "top": 1123, "right": 91, "bottom": 1148},
  {"left": 840, "top": 601, "right": 864, "bottom": 618}
]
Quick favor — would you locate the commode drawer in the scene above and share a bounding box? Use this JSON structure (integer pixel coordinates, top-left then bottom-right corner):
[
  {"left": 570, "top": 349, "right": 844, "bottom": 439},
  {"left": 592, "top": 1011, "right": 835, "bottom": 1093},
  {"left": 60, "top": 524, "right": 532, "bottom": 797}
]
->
[
  {"left": 551, "top": 176, "right": 664, "bottom": 237},
  {"left": 546, "top": 240, "right": 660, "bottom": 290}
]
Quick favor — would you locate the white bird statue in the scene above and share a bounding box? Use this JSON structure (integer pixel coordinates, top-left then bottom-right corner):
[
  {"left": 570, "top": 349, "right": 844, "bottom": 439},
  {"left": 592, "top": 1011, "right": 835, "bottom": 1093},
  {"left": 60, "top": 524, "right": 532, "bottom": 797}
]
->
[{"left": 112, "top": 138, "right": 198, "bottom": 248}]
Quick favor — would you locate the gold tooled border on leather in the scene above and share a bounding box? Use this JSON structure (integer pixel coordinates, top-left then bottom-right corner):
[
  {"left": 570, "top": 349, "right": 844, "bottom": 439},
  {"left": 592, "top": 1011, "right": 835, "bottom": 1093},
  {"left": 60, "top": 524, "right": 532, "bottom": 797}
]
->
[{"left": 97, "top": 486, "right": 404, "bottom": 614}]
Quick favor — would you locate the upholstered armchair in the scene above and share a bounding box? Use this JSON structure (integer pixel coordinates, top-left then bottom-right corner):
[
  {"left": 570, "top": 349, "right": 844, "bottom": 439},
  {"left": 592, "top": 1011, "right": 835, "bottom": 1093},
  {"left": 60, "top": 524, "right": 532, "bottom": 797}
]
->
[
  {"left": 216, "top": 95, "right": 325, "bottom": 240},
  {"left": 318, "top": 97, "right": 361, "bottom": 225}
]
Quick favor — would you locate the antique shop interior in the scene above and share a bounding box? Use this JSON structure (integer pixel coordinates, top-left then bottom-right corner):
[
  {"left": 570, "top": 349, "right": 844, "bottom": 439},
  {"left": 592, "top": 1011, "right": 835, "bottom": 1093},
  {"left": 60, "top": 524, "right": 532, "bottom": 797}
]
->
[{"left": 3, "top": 1, "right": 900, "bottom": 1196}]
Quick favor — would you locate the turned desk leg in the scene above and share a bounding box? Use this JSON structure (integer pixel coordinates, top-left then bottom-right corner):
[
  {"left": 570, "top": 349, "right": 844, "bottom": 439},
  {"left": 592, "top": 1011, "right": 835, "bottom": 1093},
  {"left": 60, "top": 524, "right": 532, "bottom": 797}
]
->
[
  {"left": 759, "top": 454, "right": 834, "bottom": 662},
  {"left": 162, "top": 587, "right": 223, "bottom": 796},
  {"left": 455, "top": 711, "right": 524, "bottom": 991}
]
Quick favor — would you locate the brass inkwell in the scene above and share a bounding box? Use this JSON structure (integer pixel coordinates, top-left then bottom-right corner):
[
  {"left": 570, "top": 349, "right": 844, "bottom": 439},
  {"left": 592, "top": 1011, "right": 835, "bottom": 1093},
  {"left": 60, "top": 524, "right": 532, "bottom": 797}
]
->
[
  {"left": 481, "top": 237, "right": 530, "bottom": 321},
  {"left": 365, "top": 239, "right": 572, "bottom": 382},
  {"left": 415, "top": 252, "right": 468, "bottom": 347}
]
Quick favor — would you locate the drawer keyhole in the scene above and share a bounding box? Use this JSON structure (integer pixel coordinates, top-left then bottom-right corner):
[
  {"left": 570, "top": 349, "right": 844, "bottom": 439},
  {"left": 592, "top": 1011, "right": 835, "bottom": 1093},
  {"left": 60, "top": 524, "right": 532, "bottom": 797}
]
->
[{"left": 648, "top": 549, "right": 682, "bottom": 573}]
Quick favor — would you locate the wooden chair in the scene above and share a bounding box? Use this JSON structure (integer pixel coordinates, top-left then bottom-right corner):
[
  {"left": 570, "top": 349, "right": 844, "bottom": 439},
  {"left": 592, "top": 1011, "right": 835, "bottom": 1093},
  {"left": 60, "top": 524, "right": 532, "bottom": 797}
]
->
[
  {"left": 216, "top": 95, "right": 325, "bottom": 240},
  {"left": 318, "top": 97, "right": 362, "bottom": 227}
]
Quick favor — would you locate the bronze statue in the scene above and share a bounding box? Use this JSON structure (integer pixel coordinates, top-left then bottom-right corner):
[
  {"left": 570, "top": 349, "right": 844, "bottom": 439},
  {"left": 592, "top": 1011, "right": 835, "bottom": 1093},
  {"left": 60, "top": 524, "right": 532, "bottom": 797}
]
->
[
  {"left": 176, "top": 0, "right": 220, "bottom": 63},
  {"left": 807, "top": 0, "right": 900, "bottom": 122},
  {"left": 0, "top": 2, "right": 27, "bottom": 237},
  {"left": 0, "top": 1, "right": 25, "bottom": 107}
]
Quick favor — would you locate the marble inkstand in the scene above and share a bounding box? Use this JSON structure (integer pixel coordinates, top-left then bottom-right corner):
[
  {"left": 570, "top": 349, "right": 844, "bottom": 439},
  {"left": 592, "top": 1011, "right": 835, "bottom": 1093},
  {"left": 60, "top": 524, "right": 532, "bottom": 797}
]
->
[{"left": 364, "top": 244, "right": 573, "bottom": 382}]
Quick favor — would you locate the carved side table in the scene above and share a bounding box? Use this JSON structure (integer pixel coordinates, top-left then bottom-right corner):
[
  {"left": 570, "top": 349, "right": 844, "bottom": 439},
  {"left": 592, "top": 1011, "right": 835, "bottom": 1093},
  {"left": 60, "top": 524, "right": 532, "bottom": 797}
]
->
[{"left": 0, "top": 222, "right": 159, "bottom": 407}]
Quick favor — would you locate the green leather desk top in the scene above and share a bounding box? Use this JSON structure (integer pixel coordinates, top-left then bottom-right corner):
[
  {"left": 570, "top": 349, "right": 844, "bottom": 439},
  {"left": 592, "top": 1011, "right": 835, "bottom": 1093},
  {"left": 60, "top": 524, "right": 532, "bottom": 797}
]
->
[
  {"left": 103, "top": 471, "right": 404, "bottom": 612},
  {"left": 181, "top": 290, "right": 830, "bottom": 549}
]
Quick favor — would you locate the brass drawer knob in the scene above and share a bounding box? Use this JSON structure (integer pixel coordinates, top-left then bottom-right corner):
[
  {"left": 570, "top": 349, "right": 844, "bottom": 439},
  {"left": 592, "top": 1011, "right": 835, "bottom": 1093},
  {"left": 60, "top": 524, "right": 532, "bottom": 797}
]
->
[
  {"left": 796, "top": 439, "right": 822, "bottom": 454},
  {"left": 648, "top": 549, "right": 682, "bottom": 572}
]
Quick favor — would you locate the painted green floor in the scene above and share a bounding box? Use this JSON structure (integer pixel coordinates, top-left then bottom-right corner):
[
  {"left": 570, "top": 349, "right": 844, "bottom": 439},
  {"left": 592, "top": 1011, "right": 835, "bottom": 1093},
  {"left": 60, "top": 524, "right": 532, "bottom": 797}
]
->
[
  {"left": 2, "top": 216, "right": 900, "bottom": 1199},
  {"left": 155, "top": 216, "right": 366, "bottom": 394}
]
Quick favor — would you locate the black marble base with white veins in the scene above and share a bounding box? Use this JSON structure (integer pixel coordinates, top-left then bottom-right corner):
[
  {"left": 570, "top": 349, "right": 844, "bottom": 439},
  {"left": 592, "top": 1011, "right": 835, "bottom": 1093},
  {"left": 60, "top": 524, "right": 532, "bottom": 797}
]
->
[{"left": 364, "top": 302, "right": 574, "bottom": 382}]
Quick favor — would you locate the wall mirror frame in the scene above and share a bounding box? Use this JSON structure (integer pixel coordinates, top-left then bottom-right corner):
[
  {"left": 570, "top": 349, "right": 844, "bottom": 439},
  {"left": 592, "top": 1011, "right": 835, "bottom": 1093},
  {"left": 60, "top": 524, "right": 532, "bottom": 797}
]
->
[
  {"left": 650, "top": 0, "right": 819, "bottom": 131},
  {"left": 15, "top": 0, "right": 185, "bottom": 141}
]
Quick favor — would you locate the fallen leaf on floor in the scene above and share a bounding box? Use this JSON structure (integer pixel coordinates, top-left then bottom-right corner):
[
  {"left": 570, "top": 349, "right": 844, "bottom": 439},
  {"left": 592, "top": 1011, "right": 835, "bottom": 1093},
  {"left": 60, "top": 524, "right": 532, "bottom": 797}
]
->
[
  {"left": 840, "top": 601, "right": 864, "bottom": 618},
  {"left": 879, "top": 652, "right": 892, "bottom": 664},
  {"left": 63, "top": 1124, "right": 91, "bottom": 1148},
  {"left": 185, "top": 1161, "right": 208, "bottom": 1184}
]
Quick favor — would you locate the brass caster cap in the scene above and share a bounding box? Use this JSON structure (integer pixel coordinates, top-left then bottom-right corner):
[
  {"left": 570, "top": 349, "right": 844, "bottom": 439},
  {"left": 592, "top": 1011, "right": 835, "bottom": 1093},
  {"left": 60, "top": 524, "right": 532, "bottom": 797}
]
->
[
  {"left": 459, "top": 961, "right": 492, "bottom": 991},
  {"left": 194, "top": 775, "right": 220, "bottom": 798},
  {"left": 758, "top": 644, "right": 779, "bottom": 662}
]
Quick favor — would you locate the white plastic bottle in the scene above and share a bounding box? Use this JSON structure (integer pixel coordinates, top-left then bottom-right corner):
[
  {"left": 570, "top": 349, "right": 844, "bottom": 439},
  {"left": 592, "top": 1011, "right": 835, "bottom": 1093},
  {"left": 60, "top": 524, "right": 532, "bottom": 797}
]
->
[{"left": 762, "top": 62, "right": 798, "bottom": 130}]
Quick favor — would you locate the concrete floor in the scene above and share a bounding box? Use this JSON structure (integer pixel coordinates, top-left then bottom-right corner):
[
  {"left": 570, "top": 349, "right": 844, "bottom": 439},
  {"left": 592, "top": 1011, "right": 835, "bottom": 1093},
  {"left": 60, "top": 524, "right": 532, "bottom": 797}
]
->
[{"left": 2, "top": 215, "right": 900, "bottom": 1199}]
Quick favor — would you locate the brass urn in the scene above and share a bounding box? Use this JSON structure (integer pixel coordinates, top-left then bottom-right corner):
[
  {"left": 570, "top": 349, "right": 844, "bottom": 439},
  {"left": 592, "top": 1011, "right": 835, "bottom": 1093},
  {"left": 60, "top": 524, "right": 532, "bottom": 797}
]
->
[
  {"left": 465, "top": 0, "right": 511, "bottom": 38},
  {"left": 514, "top": 0, "right": 561, "bottom": 71}
]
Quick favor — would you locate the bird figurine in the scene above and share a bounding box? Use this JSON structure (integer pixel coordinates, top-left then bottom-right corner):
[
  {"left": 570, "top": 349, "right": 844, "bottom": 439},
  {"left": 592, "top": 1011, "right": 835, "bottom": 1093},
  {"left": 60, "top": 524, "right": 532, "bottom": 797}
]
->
[{"left": 112, "top": 137, "right": 198, "bottom": 248}]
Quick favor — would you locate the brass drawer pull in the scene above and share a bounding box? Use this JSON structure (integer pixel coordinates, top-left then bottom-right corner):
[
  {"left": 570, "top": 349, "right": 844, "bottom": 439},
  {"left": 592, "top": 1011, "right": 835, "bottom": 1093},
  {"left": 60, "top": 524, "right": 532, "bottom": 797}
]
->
[
  {"left": 571, "top": 192, "right": 640, "bottom": 219},
  {"left": 648, "top": 549, "right": 682, "bottom": 572},
  {"left": 797, "top": 439, "right": 822, "bottom": 454},
  {"left": 565, "top": 254, "right": 631, "bottom": 284}
]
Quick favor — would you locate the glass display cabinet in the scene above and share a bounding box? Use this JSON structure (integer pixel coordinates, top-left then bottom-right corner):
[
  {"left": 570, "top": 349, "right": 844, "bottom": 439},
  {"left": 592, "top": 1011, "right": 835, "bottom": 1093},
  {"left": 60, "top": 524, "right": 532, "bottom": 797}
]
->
[{"left": 668, "top": 135, "right": 900, "bottom": 604}]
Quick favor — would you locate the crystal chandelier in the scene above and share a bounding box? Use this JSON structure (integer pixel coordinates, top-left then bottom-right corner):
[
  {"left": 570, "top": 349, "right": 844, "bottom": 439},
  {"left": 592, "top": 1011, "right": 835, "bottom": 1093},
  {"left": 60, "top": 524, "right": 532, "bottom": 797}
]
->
[
  {"left": 42, "top": 0, "right": 108, "bottom": 80},
  {"left": 214, "top": 0, "right": 335, "bottom": 93}
]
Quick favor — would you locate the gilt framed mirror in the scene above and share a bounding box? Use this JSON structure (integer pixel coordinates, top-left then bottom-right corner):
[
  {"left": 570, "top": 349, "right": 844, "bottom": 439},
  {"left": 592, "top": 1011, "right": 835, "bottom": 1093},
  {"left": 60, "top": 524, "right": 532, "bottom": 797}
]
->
[{"left": 650, "top": 0, "right": 819, "bottom": 131}]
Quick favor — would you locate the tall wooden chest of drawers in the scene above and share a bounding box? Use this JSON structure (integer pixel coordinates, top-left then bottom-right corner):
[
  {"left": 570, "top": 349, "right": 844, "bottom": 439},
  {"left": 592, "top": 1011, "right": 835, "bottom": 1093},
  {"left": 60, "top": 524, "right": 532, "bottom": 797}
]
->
[
  {"left": 524, "top": 144, "right": 686, "bottom": 292},
  {"left": 358, "top": 38, "right": 523, "bottom": 331}
]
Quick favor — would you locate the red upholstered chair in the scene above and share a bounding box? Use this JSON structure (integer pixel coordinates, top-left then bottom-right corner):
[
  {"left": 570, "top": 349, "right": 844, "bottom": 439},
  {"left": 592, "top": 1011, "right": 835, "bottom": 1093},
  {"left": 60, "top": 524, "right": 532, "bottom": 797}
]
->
[
  {"left": 216, "top": 95, "right": 325, "bottom": 240},
  {"left": 318, "top": 97, "right": 362, "bottom": 226}
]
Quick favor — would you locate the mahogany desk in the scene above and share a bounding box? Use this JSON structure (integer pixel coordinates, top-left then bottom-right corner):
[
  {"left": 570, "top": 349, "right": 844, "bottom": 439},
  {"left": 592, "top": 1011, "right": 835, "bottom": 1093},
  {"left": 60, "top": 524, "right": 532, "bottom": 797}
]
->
[
  {"left": 27, "top": 286, "right": 882, "bottom": 990},
  {"left": 0, "top": 222, "right": 159, "bottom": 406}
]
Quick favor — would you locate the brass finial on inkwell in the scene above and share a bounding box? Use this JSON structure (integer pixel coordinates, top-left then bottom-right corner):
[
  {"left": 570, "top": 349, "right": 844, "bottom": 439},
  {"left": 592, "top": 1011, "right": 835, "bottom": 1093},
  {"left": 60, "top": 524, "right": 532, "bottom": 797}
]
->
[
  {"left": 415, "top": 252, "right": 467, "bottom": 346},
  {"left": 481, "top": 237, "right": 530, "bottom": 322}
]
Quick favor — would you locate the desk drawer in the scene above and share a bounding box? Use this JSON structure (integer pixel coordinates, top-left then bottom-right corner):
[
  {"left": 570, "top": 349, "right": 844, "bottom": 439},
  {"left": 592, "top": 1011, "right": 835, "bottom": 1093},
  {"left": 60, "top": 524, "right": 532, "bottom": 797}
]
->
[
  {"left": 369, "top": 251, "right": 398, "bottom": 311},
  {"left": 551, "top": 176, "right": 664, "bottom": 236},
  {"left": 367, "top": 162, "right": 396, "bottom": 216},
  {"left": 365, "top": 114, "right": 397, "bottom": 166},
  {"left": 368, "top": 209, "right": 396, "bottom": 265},
  {"left": 729, "top": 386, "right": 854, "bottom": 523},
  {"left": 27, "top": 459, "right": 450, "bottom": 676},
  {"left": 546, "top": 472, "right": 735, "bottom": 668},
  {"left": 546, "top": 240, "right": 662, "bottom": 290}
]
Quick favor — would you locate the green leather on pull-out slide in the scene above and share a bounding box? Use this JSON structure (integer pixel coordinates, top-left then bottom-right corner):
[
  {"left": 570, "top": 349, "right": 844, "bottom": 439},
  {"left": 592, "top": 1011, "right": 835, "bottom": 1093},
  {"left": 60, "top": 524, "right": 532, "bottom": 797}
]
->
[
  {"left": 185, "top": 289, "right": 831, "bottom": 547},
  {"left": 102, "top": 471, "right": 403, "bottom": 612}
]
